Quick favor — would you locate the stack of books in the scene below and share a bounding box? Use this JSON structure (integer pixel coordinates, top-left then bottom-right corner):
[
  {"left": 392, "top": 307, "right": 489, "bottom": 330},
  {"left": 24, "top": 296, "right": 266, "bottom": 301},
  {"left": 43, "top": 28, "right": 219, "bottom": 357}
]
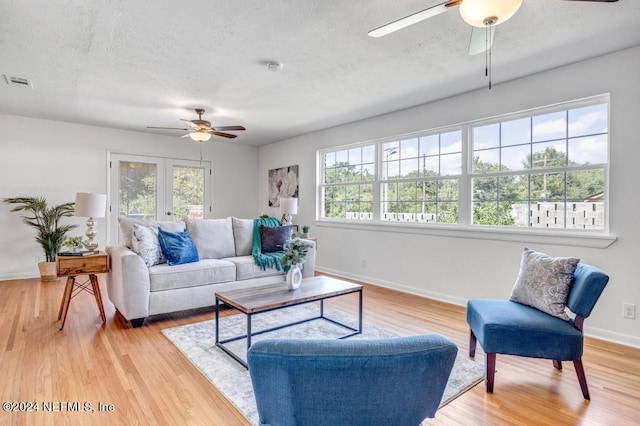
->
[{"left": 57, "top": 250, "right": 100, "bottom": 257}]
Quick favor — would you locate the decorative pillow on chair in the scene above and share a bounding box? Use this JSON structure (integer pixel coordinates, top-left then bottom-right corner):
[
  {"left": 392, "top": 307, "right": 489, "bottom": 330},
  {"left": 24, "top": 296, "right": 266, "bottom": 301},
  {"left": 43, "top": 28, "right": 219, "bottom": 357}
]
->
[
  {"left": 260, "top": 225, "right": 293, "bottom": 253},
  {"left": 509, "top": 247, "right": 580, "bottom": 320},
  {"left": 132, "top": 224, "right": 165, "bottom": 267},
  {"left": 157, "top": 227, "right": 199, "bottom": 266}
]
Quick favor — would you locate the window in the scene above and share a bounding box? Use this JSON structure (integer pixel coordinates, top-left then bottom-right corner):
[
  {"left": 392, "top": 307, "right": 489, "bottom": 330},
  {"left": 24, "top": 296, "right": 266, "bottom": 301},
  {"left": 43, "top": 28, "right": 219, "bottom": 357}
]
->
[
  {"left": 380, "top": 130, "right": 461, "bottom": 224},
  {"left": 322, "top": 145, "right": 375, "bottom": 220},
  {"left": 471, "top": 102, "right": 607, "bottom": 229},
  {"left": 318, "top": 95, "right": 609, "bottom": 233}
]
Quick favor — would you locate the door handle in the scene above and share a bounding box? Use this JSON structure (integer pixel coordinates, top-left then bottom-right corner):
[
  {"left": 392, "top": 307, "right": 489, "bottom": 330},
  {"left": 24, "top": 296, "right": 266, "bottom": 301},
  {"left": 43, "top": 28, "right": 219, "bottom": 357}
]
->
[{"left": 166, "top": 211, "right": 172, "bottom": 216}]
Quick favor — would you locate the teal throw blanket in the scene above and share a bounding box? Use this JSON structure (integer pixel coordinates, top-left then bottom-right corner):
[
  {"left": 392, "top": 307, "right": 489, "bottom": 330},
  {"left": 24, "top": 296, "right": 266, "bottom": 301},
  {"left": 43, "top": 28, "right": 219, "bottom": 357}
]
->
[{"left": 252, "top": 217, "right": 285, "bottom": 271}]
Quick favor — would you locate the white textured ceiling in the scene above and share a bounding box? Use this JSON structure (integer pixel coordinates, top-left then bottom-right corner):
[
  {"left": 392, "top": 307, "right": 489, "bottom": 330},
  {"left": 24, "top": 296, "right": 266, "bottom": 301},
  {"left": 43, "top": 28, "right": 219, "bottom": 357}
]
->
[{"left": 1, "top": 0, "right": 639, "bottom": 146}]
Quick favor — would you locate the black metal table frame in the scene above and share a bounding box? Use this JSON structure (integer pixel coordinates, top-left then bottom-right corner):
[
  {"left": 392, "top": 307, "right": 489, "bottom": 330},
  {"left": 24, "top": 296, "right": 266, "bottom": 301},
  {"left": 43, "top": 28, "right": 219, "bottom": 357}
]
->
[{"left": 215, "top": 289, "right": 363, "bottom": 369}]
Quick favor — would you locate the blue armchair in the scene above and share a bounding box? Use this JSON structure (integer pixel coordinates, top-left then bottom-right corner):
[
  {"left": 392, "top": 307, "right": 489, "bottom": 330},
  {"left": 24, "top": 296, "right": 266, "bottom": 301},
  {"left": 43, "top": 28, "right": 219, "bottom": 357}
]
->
[
  {"left": 467, "top": 262, "right": 609, "bottom": 399},
  {"left": 247, "top": 334, "right": 458, "bottom": 426}
]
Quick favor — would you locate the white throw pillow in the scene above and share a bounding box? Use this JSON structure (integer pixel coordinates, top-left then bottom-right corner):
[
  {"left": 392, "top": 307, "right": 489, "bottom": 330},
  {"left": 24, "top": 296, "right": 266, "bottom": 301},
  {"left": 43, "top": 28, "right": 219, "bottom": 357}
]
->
[
  {"left": 186, "top": 217, "right": 236, "bottom": 259},
  {"left": 131, "top": 224, "right": 166, "bottom": 267},
  {"left": 232, "top": 217, "right": 254, "bottom": 256}
]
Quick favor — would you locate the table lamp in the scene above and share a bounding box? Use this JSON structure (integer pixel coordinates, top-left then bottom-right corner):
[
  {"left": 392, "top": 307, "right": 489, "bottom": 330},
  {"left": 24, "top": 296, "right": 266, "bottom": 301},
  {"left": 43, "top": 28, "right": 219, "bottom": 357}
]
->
[
  {"left": 74, "top": 192, "right": 107, "bottom": 251},
  {"left": 279, "top": 197, "right": 298, "bottom": 226}
]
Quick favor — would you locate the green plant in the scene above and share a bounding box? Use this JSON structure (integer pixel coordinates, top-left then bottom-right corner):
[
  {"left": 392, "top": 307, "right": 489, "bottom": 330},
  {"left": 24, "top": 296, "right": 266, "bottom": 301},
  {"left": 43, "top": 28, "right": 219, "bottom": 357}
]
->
[
  {"left": 4, "top": 196, "right": 77, "bottom": 262},
  {"left": 61, "top": 236, "right": 84, "bottom": 250},
  {"left": 302, "top": 225, "right": 310, "bottom": 234},
  {"left": 282, "top": 238, "right": 313, "bottom": 266}
]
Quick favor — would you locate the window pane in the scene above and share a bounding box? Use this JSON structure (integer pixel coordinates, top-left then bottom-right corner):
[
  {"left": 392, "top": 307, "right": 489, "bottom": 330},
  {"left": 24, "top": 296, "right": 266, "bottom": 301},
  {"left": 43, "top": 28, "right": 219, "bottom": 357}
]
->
[
  {"left": 531, "top": 143, "right": 567, "bottom": 169},
  {"left": 420, "top": 134, "right": 439, "bottom": 157},
  {"left": 119, "top": 161, "right": 157, "bottom": 221},
  {"left": 566, "top": 169, "right": 605, "bottom": 201},
  {"left": 530, "top": 172, "right": 565, "bottom": 201},
  {"left": 473, "top": 202, "right": 499, "bottom": 225},
  {"left": 362, "top": 163, "right": 375, "bottom": 181},
  {"left": 324, "top": 152, "right": 336, "bottom": 168},
  {"left": 438, "top": 179, "right": 459, "bottom": 202},
  {"left": 172, "top": 165, "right": 204, "bottom": 220},
  {"left": 501, "top": 144, "right": 530, "bottom": 171},
  {"left": 348, "top": 165, "right": 362, "bottom": 182},
  {"left": 383, "top": 160, "right": 400, "bottom": 179},
  {"left": 362, "top": 145, "right": 375, "bottom": 163},
  {"left": 501, "top": 118, "right": 530, "bottom": 146},
  {"left": 473, "top": 149, "right": 500, "bottom": 173},
  {"left": 422, "top": 156, "right": 439, "bottom": 176},
  {"left": 336, "top": 150, "right": 348, "bottom": 165},
  {"left": 422, "top": 181, "right": 437, "bottom": 201},
  {"left": 568, "top": 135, "right": 607, "bottom": 166},
  {"left": 400, "top": 138, "right": 419, "bottom": 158},
  {"left": 383, "top": 182, "right": 398, "bottom": 202},
  {"left": 473, "top": 123, "right": 499, "bottom": 149},
  {"left": 533, "top": 111, "right": 566, "bottom": 142},
  {"left": 438, "top": 202, "right": 458, "bottom": 224},
  {"left": 569, "top": 103, "right": 607, "bottom": 138},
  {"left": 441, "top": 131, "right": 462, "bottom": 154},
  {"left": 348, "top": 147, "right": 362, "bottom": 166},
  {"left": 398, "top": 182, "right": 417, "bottom": 202},
  {"left": 400, "top": 158, "right": 419, "bottom": 178},
  {"left": 473, "top": 177, "right": 498, "bottom": 201},
  {"left": 440, "top": 153, "right": 461, "bottom": 175},
  {"left": 334, "top": 166, "right": 349, "bottom": 183}
]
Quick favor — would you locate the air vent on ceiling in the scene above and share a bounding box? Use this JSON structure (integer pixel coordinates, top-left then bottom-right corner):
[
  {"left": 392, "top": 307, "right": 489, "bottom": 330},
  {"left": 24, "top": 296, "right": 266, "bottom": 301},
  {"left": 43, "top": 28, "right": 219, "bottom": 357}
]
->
[{"left": 3, "top": 74, "right": 33, "bottom": 88}]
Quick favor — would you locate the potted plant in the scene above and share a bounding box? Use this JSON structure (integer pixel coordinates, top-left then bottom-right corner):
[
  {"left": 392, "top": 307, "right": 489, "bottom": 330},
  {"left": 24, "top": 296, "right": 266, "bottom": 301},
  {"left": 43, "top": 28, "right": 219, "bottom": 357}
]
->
[
  {"left": 301, "top": 225, "right": 310, "bottom": 238},
  {"left": 4, "top": 196, "right": 77, "bottom": 281},
  {"left": 61, "top": 236, "right": 85, "bottom": 252},
  {"left": 282, "top": 238, "right": 314, "bottom": 290}
]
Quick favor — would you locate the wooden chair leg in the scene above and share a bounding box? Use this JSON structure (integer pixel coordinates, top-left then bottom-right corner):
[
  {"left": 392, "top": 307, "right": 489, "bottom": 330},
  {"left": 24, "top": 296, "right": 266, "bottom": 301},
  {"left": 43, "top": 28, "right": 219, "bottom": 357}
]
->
[
  {"left": 469, "top": 330, "right": 477, "bottom": 357},
  {"left": 553, "top": 360, "right": 563, "bottom": 370},
  {"left": 486, "top": 353, "right": 496, "bottom": 393},
  {"left": 573, "top": 359, "right": 590, "bottom": 400}
]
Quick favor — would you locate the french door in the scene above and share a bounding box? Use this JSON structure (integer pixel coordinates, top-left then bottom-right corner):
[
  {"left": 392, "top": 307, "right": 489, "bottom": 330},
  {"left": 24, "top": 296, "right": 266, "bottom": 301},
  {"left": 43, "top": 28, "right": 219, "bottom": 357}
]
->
[{"left": 108, "top": 153, "right": 212, "bottom": 244}]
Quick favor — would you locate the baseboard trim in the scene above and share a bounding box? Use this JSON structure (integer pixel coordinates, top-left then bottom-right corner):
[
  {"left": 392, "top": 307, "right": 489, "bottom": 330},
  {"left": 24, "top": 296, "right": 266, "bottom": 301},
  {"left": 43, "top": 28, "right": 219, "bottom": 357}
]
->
[
  {"left": 0, "top": 272, "right": 39, "bottom": 281},
  {"left": 315, "top": 266, "right": 640, "bottom": 349}
]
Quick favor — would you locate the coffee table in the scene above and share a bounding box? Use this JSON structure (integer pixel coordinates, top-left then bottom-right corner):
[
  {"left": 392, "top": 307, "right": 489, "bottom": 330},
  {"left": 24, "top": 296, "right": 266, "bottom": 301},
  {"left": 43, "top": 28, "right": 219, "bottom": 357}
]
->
[{"left": 215, "top": 275, "right": 363, "bottom": 368}]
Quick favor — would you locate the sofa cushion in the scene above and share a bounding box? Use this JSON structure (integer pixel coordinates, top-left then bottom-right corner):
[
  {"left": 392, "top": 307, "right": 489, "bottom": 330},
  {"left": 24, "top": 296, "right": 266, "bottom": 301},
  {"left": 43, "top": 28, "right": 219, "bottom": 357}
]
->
[
  {"left": 187, "top": 218, "right": 236, "bottom": 259},
  {"left": 148, "top": 259, "right": 237, "bottom": 291},
  {"left": 510, "top": 247, "right": 579, "bottom": 320},
  {"left": 132, "top": 224, "right": 165, "bottom": 267},
  {"left": 226, "top": 256, "right": 286, "bottom": 280},
  {"left": 158, "top": 227, "right": 199, "bottom": 266},
  {"left": 118, "top": 216, "right": 185, "bottom": 248},
  {"left": 233, "top": 217, "right": 254, "bottom": 256},
  {"left": 261, "top": 225, "right": 293, "bottom": 253}
]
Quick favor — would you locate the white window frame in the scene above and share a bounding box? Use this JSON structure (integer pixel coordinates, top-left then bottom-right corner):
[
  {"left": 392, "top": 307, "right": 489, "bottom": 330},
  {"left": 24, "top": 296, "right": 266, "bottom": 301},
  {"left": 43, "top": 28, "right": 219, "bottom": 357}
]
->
[{"left": 316, "top": 95, "right": 616, "bottom": 248}]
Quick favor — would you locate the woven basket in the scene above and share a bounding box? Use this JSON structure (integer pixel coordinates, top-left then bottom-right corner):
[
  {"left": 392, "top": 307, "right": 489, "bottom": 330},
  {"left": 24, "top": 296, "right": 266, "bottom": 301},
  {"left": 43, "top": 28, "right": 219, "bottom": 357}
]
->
[{"left": 38, "top": 261, "right": 58, "bottom": 282}]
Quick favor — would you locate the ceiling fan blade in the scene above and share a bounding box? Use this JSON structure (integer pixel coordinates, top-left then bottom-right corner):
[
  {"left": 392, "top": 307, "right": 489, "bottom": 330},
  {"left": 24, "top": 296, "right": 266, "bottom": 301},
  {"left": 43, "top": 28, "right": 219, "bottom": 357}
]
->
[
  {"left": 468, "top": 26, "right": 495, "bottom": 56},
  {"left": 368, "top": 0, "right": 461, "bottom": 38},
  {"left": 147, "top": 126, "right": 191, "bottom": 131},
  {"left": 210, "top": 131, "right": 237, "bottom": 139},
  {"left": 180, "top": 133, "right": 191, "bottom": 138},
  {"left": 212, "top": 125, "right": 246, "bottom": 131}
]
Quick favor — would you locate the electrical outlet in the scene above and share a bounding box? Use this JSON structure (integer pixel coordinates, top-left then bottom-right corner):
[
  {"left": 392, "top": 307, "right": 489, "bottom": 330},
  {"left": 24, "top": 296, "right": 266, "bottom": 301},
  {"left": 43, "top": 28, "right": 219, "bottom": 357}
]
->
[
  {"left": 361, "top": 259, "right": 367, "bottom": 268},
  {"left": 623, "top": 303, "right": 636, "bottom": 319}
]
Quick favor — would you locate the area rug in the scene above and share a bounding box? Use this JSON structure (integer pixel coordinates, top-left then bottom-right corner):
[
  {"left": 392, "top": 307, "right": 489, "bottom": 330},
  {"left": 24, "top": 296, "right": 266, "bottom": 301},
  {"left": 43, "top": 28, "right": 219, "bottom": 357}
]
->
[{"left": 162, "top": 303, "right": 484, "bottom": 425}]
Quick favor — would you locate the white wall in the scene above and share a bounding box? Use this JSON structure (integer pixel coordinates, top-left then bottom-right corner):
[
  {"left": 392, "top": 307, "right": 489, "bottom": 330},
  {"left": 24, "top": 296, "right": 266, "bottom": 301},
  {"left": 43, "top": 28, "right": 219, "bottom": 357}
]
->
[
  {"left": 259, "top": 46, "right": 640, "bottom": 347},
  {"left": 0, "top": 114, "right": 259, "bottom": 279}
]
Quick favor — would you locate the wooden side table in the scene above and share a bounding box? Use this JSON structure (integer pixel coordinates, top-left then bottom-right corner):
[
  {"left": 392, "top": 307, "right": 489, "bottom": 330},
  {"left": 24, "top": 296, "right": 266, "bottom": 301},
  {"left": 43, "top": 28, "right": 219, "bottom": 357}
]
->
[{"left": 56, "top": 252, "right": 110, "bottom": 330}]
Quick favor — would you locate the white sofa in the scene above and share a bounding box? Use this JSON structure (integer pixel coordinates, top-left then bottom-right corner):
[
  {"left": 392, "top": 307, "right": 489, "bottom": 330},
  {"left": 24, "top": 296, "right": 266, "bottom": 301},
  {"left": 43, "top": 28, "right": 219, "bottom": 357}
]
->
[{"left": 106, "top": 217, "right": 316, "bottom": 327}]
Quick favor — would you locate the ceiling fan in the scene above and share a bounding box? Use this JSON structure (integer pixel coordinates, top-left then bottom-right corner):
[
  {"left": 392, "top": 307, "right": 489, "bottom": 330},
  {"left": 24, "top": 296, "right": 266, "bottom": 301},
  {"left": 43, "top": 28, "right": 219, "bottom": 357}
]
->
[
  {"left": 369, "top": 0, "right": 619, "bottom": 55},
  {"left": 147, "top": 108, "right": 246, "bottom": 142}
]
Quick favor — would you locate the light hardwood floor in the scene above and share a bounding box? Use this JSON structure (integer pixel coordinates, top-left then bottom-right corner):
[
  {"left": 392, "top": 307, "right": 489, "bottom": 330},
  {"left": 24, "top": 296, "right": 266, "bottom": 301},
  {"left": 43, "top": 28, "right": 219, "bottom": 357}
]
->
[{"left": 1, "top": 274, "right": 638, "bottom": 425}]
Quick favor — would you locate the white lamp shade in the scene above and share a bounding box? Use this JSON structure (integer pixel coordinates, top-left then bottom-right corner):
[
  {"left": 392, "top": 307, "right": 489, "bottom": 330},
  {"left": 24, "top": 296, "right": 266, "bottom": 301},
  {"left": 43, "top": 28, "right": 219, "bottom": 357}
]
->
[
  {"left": 189, "top": 131, "right": 212, "bottom": 142},
  {"left": 459, "top": 0, "right": 523, "bottom": 27},
  {"left": 75, "top": 193, "right": 107, "bottom": 218},
  {"left": 279, "top": 197, "right": 298, "bottom": 215}
]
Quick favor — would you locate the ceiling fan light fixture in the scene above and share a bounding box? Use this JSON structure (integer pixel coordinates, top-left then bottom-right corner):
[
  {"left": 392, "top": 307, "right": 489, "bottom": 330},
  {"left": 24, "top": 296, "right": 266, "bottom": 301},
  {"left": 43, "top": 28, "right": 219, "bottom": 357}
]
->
[
  {"left": 459, "top": 0, "right": 523, "bottom": 27},
  {"left": 189, "top": 131, "right": 212, "bottom": 142}
]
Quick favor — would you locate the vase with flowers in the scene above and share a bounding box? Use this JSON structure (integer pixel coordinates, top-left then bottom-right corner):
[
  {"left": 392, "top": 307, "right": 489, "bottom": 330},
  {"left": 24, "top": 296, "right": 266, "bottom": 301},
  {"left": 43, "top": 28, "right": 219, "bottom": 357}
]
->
[{"left": 282, "top": 238, "right": 313, "bottom": 290}]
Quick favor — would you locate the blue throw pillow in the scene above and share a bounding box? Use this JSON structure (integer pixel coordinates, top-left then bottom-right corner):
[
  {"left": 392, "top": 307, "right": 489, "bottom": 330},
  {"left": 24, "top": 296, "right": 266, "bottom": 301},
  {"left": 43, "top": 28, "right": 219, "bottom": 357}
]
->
[{"left": 157, "top": 227, "right": 199, "bottom": 266}]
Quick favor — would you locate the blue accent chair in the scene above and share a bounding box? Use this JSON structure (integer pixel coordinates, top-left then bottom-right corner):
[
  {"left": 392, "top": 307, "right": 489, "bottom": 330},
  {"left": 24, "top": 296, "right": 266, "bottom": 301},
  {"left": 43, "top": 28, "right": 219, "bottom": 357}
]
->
[
  {"left": 247, "top": 334, "right": 458, "bottom": 426},
  {"left": 467, "top": 263, "right": 609, "bottom": 400}
]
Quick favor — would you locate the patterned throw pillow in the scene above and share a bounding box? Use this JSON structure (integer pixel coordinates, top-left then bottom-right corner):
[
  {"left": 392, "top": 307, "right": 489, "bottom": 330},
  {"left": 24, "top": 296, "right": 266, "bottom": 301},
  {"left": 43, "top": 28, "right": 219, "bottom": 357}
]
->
[
  {"left": 260, "top": 225, "right": 293, "bottom": 253},
  {"left": 157, "top": 227, "right": 199, "bottom": 266},
  {"left": 132, "top": 224, "right": 165, "bottom": 267},
  {"left": 509, "top": 247, "right": 580, "bottom": 320}
]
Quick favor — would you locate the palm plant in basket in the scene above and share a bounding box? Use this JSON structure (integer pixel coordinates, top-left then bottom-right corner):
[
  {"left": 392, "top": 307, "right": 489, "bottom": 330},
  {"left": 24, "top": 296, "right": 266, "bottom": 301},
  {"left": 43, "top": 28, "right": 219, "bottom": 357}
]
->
[{"left": 4, "top": 197, "right": 76, "bottom": 280}]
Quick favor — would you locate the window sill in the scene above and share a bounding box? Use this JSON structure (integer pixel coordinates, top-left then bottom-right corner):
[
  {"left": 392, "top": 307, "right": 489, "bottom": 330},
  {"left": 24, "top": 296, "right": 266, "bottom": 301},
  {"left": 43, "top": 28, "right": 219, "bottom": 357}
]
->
[{"left": 315, "top": 220, "right": 617, "bottom": 249}]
